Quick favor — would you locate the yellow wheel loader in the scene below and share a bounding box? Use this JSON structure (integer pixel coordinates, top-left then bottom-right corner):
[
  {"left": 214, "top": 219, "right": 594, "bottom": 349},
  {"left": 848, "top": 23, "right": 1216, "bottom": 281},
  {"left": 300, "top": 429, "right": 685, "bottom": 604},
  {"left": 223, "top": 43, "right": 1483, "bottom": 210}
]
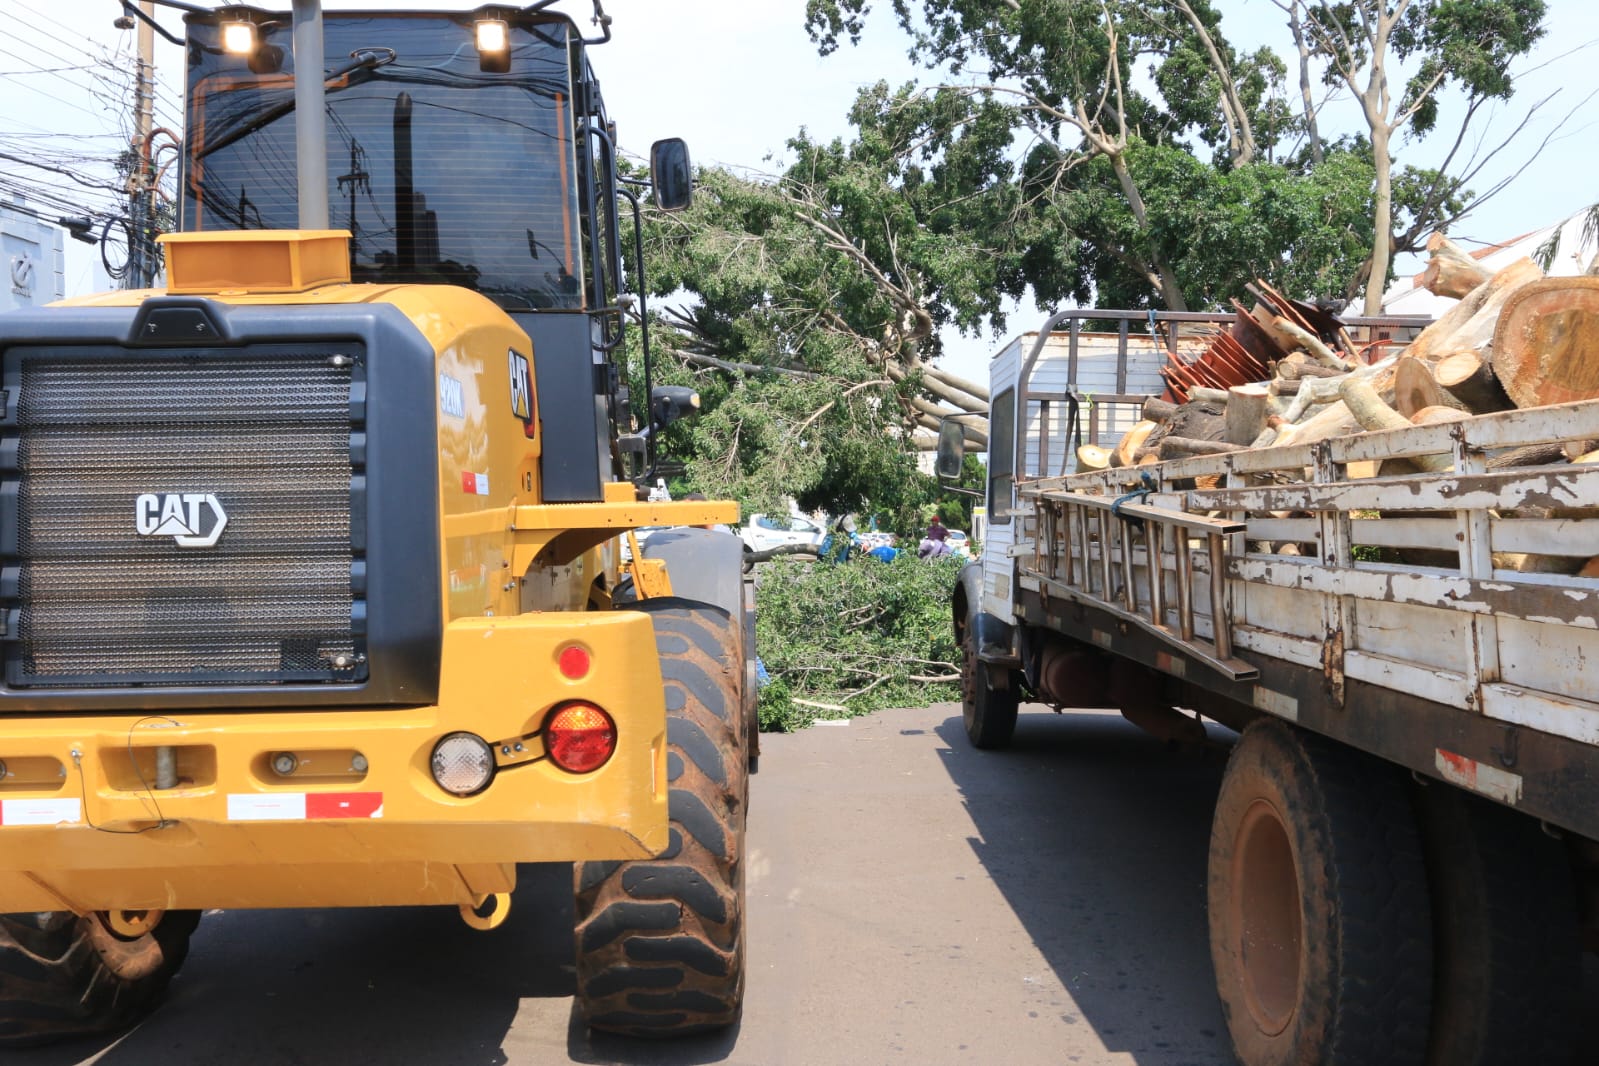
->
[{"left": 0, "top": 0, "right": 752, "bottom": 1043}]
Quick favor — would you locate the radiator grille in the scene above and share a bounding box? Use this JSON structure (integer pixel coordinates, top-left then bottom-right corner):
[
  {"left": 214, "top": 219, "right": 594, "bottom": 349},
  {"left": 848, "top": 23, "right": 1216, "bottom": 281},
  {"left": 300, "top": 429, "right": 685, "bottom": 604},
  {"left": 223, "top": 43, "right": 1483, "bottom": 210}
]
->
[{"left": 9, "top": 352, "right": 360, "bottom": 686}]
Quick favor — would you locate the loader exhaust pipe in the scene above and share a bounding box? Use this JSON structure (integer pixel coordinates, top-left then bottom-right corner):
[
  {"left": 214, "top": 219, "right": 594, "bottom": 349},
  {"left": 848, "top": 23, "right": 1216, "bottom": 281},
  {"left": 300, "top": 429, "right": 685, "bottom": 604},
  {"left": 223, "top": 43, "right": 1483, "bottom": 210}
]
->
[{"left": 292, "top": 0, "right": 330, "bottom": 229}]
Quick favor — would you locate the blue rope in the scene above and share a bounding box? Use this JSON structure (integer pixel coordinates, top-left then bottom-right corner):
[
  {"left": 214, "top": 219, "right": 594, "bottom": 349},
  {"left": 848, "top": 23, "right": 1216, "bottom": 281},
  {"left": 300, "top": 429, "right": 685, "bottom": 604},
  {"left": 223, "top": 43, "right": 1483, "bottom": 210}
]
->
[{"left": 1111, "top": 470, "right": 1159, "bottom": 525}]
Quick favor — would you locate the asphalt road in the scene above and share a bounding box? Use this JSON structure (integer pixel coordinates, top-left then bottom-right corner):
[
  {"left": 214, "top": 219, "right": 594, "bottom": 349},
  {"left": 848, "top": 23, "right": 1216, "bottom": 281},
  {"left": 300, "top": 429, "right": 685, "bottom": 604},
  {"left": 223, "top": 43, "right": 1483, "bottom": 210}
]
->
[{"left": 2, "top": 706, "right": 1325, "bottom": 1064}]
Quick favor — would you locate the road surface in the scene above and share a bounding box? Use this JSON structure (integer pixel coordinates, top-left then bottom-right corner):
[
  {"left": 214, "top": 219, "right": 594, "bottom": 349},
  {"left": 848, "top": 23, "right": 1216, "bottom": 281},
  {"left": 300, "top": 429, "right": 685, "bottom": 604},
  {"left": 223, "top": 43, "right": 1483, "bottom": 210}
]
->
[{"left": 25, "top": 701, "right": 1575, "bottom": 1065}]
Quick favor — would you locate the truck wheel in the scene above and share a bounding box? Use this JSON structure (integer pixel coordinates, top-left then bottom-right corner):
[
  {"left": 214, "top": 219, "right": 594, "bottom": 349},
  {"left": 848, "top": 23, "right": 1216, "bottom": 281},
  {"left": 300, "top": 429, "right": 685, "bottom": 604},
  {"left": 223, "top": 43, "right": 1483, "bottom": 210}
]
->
[
  {"left": 0, "top": 909, "right": 199, "bottom": 1047},
  {"left": 962, "top": 618, "right": 1017, "bottom": 749},
  {"left": 575, "top": 599, "right": 746, "bottom": 1036},
  {"left": 1208, "top": 719, "right": 1431, "bottom": 1066},
  {"left": 1416, "top": 783, "right": 1579, "bottom": 1066}
]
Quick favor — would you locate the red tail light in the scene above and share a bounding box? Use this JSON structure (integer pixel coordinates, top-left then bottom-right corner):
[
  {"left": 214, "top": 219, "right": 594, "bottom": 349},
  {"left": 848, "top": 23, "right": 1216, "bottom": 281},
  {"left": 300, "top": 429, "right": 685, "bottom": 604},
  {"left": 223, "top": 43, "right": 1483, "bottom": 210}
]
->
[{"left": 545, "top": 703, "right": 616, "bottom": 773}]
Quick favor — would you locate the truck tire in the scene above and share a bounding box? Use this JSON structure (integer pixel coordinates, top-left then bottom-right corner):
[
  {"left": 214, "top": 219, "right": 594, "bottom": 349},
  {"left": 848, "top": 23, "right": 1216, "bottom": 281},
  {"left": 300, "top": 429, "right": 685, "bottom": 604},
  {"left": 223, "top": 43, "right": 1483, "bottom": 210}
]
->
[
  {"left": 1208, "top": 719, "right": 1432, "bottom": 1066},
  {"left": 574, "top": 599, "right": 746, "bottom": 1036},
  {"left": 1416, "top": 783, "right": 1579, "bottom": 1066},
  {"left": 0, "top": 909, "right": 199, "bottom": 1047},
  {"left": 962, "top": 616, "right": 1017, "bottom": 750}
]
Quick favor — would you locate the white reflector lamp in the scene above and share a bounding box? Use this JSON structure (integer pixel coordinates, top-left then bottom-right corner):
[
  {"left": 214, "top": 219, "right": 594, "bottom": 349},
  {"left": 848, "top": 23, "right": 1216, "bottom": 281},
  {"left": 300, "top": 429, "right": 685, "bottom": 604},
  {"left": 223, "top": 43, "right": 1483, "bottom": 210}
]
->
[
  {"left": 475, "top": 18, "right": 509, "bottom": 54},
  {"left": 221, "top": 19, "right": 258, "bottom": 56},
  {"left": 431, "top": 732, "right": 495, "bottom": 796}
]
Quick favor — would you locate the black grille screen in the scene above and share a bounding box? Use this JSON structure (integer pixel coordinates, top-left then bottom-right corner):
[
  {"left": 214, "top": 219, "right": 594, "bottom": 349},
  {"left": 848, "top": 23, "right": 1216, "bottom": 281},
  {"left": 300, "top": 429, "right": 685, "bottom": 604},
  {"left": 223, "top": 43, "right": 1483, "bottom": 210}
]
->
[{"left": 11, "top": 352, "right": 359, "bottom": 686}]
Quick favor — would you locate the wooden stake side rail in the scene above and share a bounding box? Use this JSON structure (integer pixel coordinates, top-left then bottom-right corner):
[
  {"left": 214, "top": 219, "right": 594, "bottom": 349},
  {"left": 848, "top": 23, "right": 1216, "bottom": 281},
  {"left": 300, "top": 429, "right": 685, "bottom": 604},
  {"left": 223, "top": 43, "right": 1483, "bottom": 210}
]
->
[{"left": 1013, "top": 396, "right": 1599, "bottom": 748}]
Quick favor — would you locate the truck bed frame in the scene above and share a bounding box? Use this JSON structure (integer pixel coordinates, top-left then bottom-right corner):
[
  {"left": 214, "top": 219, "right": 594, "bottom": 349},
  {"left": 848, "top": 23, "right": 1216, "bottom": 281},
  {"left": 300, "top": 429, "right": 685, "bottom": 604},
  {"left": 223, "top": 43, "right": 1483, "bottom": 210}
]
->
[{"left": 1011, "top": 397, "right": 1599, "bottom": 842}]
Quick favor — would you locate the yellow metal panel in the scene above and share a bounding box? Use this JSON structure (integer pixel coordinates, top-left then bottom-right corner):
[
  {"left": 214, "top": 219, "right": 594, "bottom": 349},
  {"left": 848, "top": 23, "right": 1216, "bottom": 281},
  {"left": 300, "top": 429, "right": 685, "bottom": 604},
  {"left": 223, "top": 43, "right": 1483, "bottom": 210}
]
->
[
  {"left": 159, "top": 230, "right": 353, "bottom": 294},
  {"left": 0, "top": 612, "right": 668, "bottom": 912}
]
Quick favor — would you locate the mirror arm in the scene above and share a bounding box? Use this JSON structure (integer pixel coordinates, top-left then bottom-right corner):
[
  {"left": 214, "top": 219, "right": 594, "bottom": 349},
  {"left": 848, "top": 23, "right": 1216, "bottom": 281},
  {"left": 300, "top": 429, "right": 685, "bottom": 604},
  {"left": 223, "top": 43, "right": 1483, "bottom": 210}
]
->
[{"left": 941, "top": 485, "right": 984, "bottom": 499}]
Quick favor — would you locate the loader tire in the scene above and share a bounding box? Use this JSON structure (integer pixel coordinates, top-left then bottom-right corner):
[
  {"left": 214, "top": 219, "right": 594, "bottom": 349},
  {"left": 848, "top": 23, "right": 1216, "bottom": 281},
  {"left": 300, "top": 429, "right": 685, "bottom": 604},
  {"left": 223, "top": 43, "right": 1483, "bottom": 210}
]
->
[
  {"left": 575, "top": 598, "right": 746, "bottom": 1036},
  {"left": 961, "top": 614, "right": 1017, "bottom": 750},
  {"left": 1416, "top": 783, "right": 1579, "bottom": 1066},
  {"left": 1208, "top": 719, "right": 1432, "bottom": 1066},
  {"left": 0, "top": 909, "right": 199, "bottom": 1047}
]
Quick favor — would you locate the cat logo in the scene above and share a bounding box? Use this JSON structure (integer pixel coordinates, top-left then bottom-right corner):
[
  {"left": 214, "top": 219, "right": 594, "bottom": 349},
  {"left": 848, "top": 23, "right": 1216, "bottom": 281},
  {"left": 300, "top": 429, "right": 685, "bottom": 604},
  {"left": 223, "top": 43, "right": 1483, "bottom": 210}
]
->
[
  {"left": 135, "top": 493, "right": 228, "bottom": 548},
  {"left": 508, "top": 349, "right": 534, "bottom": 435}
]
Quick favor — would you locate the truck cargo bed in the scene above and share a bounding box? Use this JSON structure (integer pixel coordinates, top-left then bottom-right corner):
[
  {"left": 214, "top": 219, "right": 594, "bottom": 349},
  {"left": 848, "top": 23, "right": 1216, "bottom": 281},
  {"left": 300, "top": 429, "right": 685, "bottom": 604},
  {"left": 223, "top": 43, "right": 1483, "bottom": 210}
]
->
[{"left": 1011, "top": 397, "right": 1599, "bottom": 838}]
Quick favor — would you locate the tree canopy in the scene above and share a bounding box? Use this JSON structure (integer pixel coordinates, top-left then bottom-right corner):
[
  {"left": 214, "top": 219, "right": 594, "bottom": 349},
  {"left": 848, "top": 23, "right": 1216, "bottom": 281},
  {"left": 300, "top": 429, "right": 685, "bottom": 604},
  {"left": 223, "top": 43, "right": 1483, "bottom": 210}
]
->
[{"left": 633, "top": 0, "right": 1551, "bottom": 526}]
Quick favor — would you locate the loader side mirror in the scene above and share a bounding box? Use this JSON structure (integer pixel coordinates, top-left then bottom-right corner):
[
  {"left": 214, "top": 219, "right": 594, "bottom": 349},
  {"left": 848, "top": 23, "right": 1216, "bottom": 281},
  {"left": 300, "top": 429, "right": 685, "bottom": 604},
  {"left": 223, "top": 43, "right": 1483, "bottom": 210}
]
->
[
  {"left": 650, "top": 138, "right": 693, "bottom": 212},
  {"left": 651, "top": 385, "right": 700, "bottom": 430},
  {"left": 935, "top": 419, "right": 966, "bottom": 481}
]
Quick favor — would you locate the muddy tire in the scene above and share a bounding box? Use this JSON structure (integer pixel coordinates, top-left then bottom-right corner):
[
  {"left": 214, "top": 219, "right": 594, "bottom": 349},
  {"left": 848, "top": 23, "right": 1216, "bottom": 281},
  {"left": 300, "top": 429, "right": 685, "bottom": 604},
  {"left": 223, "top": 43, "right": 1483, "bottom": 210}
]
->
[
  {"left": 1416, "top": 783, "right": 1579, "bottom": 1066},
  {"left": 961, "top": 617, "right": 1017, "bottom": 750},
  {"left": 1208, "top": 719, "right": 1432, "bottom": 1066},
  {"left": 0, "top": 909, "right": 199, "bottom": 1047},
  {"left": 575, "top": 598, "right": 746, "bottom": 1036}
]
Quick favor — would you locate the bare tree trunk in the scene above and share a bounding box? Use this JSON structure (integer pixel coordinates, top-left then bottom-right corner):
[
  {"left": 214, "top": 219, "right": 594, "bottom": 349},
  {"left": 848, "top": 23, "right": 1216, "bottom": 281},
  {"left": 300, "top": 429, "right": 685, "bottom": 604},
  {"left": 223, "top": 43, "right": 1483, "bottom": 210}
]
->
[
  {"left": 1283, "top": 0, "right": 1322, "bottom": 163},
  {"left": 1109, "top": 152, "right": 1189, "bottom": 311},
  {"left": 1363, "top": 121, "right": 1395, "bottom": 316},
  {"left": 1173, "top": 0, "right": 1256, "bottom": 166}
]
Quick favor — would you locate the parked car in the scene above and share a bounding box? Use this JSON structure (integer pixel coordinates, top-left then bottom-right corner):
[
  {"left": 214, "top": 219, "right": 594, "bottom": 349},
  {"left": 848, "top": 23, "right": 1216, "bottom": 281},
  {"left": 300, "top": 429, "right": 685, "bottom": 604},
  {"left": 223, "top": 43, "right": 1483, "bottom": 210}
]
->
[{"left": 740, "top": 513, "right": 826, "bottom": 555}]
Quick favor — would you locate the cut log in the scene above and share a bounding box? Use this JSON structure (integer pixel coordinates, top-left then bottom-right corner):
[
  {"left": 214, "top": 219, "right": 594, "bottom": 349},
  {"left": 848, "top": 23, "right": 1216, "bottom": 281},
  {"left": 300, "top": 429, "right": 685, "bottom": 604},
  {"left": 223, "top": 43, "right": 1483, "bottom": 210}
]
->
[
  {"left": 1112, "top": 420, "right": 1159, "bottom": 468},
  {"left": 1342, "top": 378, "right": 1451, "bottom": 473},
  {"left": 1281, "top": 373, "right": 1351, "bottom": 423},
  {"left": 1273, "top": 317, "right": 1351, "bottom": 370},
  {"left": 1224, "top": 384, "right": 1270, "bottom": 445},
  {"left": 1270, "top": 378, "right": 1302, "bottom": 396},
  {"left": 1277, "top": 361, "right": 1344, "bottom": 381},
  {"left": 1186, "top": 386, "right": 1232, "bottom": 405},
  {"left": 1165, "top": 401, "right": 1228, "bottom": 442},
  {"left": 1141, "top": 397, "right": 1178, "bottom": 424},
  {"left": 1488, "top": 443, "right": 1578, "bottom": 470},
  {"left": 1076, "top": 444, "right": 1112, "bottom": 471},
  {"left": 1432, "top": 350, "right": 1512, "bottom": 413},
  {"left": 1393, "top": 356, "right": 1462, "bottom": 418},
  {"left": 1274, "top": 400, "right": 1360, "bottom": 448},
  {"left": 1405, "top": 256, "right": 1544, "bottom": 364},
  {"left": 1579, "top": 557, "right": 1599, "bottom": 579},
  {"left": 1157, "top": 436, "right": 1243, "bottom": 460},
  {"left": 1491, "top": 277, "right": 1599, "bottom": 408},
  {"left": 1410, "top": 405, "right": 1470, "bottom": 427},
  {"left": 1493, "top": 552, "right": 1579, "bottom": 575},
  {"left": 1420, "top": 232, "right": 1492, "bottom": 299}
]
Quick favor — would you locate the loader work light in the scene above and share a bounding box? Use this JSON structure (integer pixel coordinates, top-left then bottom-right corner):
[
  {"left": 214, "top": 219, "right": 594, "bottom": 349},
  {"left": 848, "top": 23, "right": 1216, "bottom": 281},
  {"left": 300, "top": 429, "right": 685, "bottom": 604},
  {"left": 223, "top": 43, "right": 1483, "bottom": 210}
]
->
[
  {"left": 220, "top": 18, "right": 258, "bottom": 56},
  {"left": 475, "top": 17, "right": 511, "bottom": 72},
  {"left": 431, "top": 732, "right": 495, "bottom": 796},
  {"left": 475, "top": 18, "right": 509, "bottom": 53}
]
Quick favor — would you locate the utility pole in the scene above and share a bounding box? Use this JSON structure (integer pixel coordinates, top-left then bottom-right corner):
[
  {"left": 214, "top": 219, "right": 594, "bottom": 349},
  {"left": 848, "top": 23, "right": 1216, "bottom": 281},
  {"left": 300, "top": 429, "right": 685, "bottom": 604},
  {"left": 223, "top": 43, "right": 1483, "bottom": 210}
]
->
[{"left": 127, "top": 0, "right": 156, "bottom": 289}]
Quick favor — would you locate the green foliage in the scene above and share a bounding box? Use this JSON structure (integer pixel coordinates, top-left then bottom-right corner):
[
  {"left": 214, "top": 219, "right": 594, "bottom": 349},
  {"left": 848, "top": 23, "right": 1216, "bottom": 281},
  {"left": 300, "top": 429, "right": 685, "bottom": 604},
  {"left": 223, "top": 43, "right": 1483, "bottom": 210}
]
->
[
  {"left": 635, "top": 104, "right": 998, "bottom": 522},
  {"left": 755, "top": 552, "right": 965, "bottom": 731},
  {"left": 804, "top": 0, "right": 1548, "bottom": 307},
  {"left": 1018, "top": 138, "right": 1378, "bottom": 310}
]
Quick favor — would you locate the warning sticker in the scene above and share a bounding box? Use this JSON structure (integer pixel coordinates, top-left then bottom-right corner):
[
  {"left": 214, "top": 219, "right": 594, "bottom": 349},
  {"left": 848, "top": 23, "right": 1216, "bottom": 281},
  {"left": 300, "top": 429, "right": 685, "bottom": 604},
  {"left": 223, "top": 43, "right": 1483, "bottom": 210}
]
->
[
  {"left": 0, "top": 798, "right": 82, "bottom": 826},
  {"left": 227, "top": 792, "right": 384, "bottom": 821}
]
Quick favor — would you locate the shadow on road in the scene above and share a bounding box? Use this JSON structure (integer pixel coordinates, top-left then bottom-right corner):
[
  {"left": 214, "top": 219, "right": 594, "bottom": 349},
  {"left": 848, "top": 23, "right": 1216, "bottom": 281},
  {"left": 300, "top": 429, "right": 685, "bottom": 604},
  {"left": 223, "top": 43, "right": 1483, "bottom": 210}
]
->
[
  {"left": 933, "top": 706, "right": 1238, "bottom": 1065},
  {"left": 10, "top": 864, "right": 577, "bottom": 1066}
]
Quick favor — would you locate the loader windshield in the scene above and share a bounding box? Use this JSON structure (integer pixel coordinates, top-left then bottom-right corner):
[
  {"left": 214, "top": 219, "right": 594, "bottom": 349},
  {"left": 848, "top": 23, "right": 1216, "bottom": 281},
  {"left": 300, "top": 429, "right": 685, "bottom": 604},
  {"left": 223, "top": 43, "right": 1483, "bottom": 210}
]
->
[{"left": 180, "top": 13, "right": 584, "bottom": 311}]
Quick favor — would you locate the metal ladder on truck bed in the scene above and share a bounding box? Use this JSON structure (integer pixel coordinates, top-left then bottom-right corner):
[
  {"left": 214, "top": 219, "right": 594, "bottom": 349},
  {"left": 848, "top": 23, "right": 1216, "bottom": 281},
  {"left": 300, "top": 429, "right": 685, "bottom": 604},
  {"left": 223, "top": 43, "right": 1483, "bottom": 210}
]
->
[{"left": 1020, "top": 482, "right": 1258, "bottom": 681}]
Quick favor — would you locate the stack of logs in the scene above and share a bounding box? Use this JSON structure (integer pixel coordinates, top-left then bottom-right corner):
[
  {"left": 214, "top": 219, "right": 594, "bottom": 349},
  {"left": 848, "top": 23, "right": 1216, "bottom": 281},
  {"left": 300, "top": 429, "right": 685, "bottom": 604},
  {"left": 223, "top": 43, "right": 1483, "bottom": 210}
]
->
[{"left": 1078, "top": 233, "right": 1599, "bottom": 573}]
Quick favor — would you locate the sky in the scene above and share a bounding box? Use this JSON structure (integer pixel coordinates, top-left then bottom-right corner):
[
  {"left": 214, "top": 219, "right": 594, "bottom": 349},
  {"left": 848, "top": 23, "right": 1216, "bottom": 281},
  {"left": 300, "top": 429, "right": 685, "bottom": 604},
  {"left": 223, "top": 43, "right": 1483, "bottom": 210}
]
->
[{"left": 4, "top": 0, "right": 1597, "bottom": 386}]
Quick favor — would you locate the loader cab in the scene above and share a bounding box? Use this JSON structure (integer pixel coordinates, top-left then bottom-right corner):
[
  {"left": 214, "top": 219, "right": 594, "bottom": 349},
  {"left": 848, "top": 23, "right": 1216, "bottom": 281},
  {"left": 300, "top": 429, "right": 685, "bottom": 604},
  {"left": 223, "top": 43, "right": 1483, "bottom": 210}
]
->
[{"left": 179, "top": 7, "right": 652, "bottom": 502}]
